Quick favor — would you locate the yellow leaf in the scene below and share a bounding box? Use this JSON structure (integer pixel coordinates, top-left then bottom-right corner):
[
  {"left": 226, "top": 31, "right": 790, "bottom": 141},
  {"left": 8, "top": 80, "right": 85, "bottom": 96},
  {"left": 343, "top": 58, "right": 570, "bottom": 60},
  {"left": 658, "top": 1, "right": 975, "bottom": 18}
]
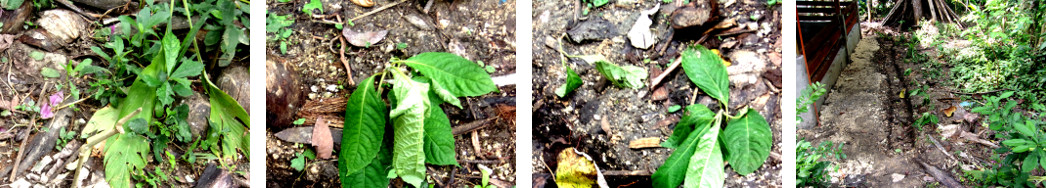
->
[
  {"left": 555, "top": 148, "right": 609, "bottom": 188},
  {"left": 899, "top": 89, "right": 906, "bottom": 99},
  {"left": 942, "top": 106, "right": 957, "bottom": 117}
]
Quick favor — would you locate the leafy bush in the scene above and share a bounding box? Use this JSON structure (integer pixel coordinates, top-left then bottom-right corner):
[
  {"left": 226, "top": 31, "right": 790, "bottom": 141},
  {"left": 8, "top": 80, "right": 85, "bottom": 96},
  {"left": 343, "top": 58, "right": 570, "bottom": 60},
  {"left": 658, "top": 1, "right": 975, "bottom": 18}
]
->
[
  {"left": 797, "top": 140, "right": 845, "bottom": 187},
  {"left": 83, "top": 1, "right": 250, "bottom": 187},
  {"left": 338, "top": 52, "right": 497, "bottom": 188}
]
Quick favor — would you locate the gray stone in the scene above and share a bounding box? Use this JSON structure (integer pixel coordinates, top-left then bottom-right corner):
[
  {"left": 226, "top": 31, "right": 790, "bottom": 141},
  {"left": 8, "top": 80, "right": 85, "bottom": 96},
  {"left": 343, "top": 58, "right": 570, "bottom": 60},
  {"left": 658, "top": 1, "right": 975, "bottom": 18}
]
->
[
  {"left": 184, "top": 93, "right": 211, "bottom": 139},
  {"left": 404, "top": 14, "right": 434, "bottom": 31},
  {"left": 566, "top": 17, "right": 618, "bottom": 43},
  {"left": 31, "top": 156, "right": 53, "bottom": 173}
]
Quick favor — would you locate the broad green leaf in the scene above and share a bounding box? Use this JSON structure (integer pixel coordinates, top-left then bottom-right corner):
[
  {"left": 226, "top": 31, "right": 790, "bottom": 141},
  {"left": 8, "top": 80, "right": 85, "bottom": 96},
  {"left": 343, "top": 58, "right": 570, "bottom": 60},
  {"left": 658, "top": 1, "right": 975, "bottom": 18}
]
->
[
  {"left": 1024, "top": 152, "right": 1040, "bottom": 173},
  {"left": 652, "top": 121, "right": 711, "bottom": 188},
  {"left": 683, "top": 121, "right": 725, "bottom": 188},
  {"left": 104, "top": 133, "right": 149, "bottom": 188},
  {"left": 41, "top": 67, "right": 61, "bottom": 78},
  {"left": 388, "top": 71, "right": 429, "bottom": 187},
  {"left": 205, "top": 73, "right": 251, "bottom": 160},
  {"left": 219, "top": 26, "right": 243, "bottom": 67},
  {"left": 681, "top": 46, "right": 730, "bottom": 105},
  {"left": 171, "top": 60, "right": 204, "bottom": 78},
  {"left": 423, "top": 101, "right": 458, "bottom": 166},
  {"left": 81, "top": 106, "right": 118, "bottom": 138},
  {"left": 339, "top": 75, "right": 388, "bottom": 176},
  {"left": 402, "top": 52, "right": 498, "bottom": 97},
  {"left": 555, "top": 63, "right": 583, "bottom": 97},
  {"left": 162, "top": 30, "right": 180, "bottom": 75},
  {"left": 662, "top": 105, "right": 714, "bottom": 148},
  {"left": 429, "top": 79, "right": 462, "bottom": 108},
  {"left": 721, "top": 109, "right": 772, "bottom": 175},
  {"left": 344, "top": 133, "right": 393, "bottom": 188},
  {"left": 594, "top": 60, "right": 647, "bottom": 89},
  {"left": 290, "top": 154, "right": 305, "bottom": 171},
  {"left": 1014, "top": 120, "right": 1036, "bottom": 138}
]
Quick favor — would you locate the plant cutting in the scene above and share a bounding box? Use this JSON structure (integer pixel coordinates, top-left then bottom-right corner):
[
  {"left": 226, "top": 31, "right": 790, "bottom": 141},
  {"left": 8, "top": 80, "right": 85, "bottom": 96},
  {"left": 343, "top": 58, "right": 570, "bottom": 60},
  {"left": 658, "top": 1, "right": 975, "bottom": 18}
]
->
[
  {"left": 338, "top": 52, "right": 498, "bottom": 188},
  {"left": 651, "top": 45, "right": 772, "bottom": 188}
]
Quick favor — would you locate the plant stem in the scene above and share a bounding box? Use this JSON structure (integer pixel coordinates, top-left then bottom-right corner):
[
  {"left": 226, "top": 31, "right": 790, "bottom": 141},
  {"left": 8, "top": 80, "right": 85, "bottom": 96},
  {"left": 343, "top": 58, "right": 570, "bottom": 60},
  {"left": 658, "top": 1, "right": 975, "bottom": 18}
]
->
[{"left": 72, "top": 107, "right": 141, "bottom": 188}]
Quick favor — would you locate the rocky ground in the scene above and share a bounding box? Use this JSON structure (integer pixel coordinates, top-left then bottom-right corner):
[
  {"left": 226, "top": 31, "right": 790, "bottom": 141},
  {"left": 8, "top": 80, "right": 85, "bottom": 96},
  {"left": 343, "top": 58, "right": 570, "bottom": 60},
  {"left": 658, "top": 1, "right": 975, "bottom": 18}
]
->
[
  {"left": 0, "top": 3, "right": 251, "bottom": 188},
  {"left": 531, "top": 0, "right": 782, "bottom": 187},
  {"left": 264, "top": 0, "right": 517, "bottom": 187},
  {"left": 800, "top": 23, "right": 994, "bottom": 187}
]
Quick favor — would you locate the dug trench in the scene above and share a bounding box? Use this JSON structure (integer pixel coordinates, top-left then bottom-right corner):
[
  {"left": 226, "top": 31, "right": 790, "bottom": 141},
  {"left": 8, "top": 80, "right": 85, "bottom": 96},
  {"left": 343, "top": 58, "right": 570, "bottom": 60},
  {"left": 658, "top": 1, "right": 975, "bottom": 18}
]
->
[{"left": 800, "top": 31, "right": 975, "bottom": 187}]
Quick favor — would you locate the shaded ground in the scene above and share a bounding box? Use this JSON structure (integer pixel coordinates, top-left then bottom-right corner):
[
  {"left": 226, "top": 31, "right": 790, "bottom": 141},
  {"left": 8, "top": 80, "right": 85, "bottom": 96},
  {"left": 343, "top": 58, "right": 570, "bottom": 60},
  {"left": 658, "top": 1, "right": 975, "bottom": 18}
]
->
[
  {"left": 264, "top": 0, "right": 517, "bottom": 187},
  {"left": 531, "top": 0, "right": 782, "bottom": 187},
  {"left": 800, "top": 24, "right": 993, "bottom": 187}
]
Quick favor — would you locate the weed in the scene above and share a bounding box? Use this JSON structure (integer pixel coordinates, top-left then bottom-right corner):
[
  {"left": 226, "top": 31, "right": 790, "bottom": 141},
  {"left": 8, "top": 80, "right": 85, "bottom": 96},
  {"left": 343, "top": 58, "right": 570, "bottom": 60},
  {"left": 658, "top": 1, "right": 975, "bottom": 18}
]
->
[{"left": 797, "top": 140, "right": 845, "bottom": 187}]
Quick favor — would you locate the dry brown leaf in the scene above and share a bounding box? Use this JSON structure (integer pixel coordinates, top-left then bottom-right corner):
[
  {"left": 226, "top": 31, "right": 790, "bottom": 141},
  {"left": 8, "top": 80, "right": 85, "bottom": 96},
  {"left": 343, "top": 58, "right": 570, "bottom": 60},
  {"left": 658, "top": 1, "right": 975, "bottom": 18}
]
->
[
  {"left": 342, "top": 29, "right": 388, "bottom": 47},
  {"left": 942, "top": 106, "right": 957, "bottom": 117},
  {"left": 312, "top": 117, "right": 333, "bottom": 159},
  {"left": 628, "top": 137, "right": 662, "bottom": 149}
]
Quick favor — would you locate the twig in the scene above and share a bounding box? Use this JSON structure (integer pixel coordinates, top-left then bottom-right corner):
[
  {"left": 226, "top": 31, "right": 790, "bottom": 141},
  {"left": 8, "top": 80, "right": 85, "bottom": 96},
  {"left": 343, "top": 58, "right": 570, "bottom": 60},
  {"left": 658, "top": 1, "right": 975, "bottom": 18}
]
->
[
  {"left": 73, "top": 108, "right": 141, "bottom": 188},
  {"left": 451, "top": 117, "right": 496, "bottom": 135},
  {"left": 350, "top": 0, "right": 408, "bottom": 22},
  {"left": 602, "top": 170, "right": 651, "bottom": 176},
  {"left": 460, "top": 159, "right": 501, "bottom": 164},
  {"left": 444, "top": 166, "right": 457, "bottom": 188},
  {"left": 338, "top": 15, "right": 356, "bottom": 86},
  {"left": 423, "top": 0, "right": 435, "bottom": 14},
  {"left": 657, "top": 29, "right": 674, "bottom": 57},
  {"left": 8, "top": 82, "right": 48, "bottom": 182},
  {"left": 54, "top": 97, "right": 89, "bottom": 111},
  {"left": 925, "top": 135, "right": 958, "bottom": 161},
  {"left": 648, "top": 56, "right": 683, "bottom": 91}
]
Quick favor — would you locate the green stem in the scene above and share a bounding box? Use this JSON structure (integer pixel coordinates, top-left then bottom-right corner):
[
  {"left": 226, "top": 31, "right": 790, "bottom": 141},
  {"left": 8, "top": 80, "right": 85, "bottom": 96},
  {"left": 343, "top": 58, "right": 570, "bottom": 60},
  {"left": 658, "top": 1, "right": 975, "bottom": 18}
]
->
[{"left": 181, "top": 0, "right": 206, "bottom": 69}]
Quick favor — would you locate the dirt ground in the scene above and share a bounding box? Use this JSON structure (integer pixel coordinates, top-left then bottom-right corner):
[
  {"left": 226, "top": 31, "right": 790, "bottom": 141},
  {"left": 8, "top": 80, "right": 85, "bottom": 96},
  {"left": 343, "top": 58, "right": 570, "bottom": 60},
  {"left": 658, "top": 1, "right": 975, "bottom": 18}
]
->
[
  {"left": 531, "top": 0, "right": 782, "bottom": 187},
  {"left": 264, "top": 0, "right": 517, "bottom": 187},
  {"left": 800, "top": 23, "right": 995, "bottom": 187}
]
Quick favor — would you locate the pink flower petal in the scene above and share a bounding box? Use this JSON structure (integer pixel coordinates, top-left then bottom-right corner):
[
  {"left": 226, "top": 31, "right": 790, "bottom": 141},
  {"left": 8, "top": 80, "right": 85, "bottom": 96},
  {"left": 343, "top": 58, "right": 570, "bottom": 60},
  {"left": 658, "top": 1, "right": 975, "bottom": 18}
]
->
[
  {"left": 40, "top": 103, "right": 53, "bottom": 119},
  {"left": 49, "top": 91, "right": 63, "bottom": 107}
]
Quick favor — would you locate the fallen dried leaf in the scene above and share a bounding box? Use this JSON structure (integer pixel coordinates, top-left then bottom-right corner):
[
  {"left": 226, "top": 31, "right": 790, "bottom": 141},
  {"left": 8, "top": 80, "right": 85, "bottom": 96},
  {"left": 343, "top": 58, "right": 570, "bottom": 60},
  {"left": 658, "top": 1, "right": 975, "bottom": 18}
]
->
[
  {"left": 627, "top": 4, "right": 660, "bottom": 49},
  {"left": 628, "top": 137, "right": 662, "bottom": 149},
  {"left": 312, "top": 117, "right": 333, "bottom": 159},
  {"left": 342, "top": 29, "right": 388, "bottom": 47},
  {"left": 942, "top": 106, "right": 956, "bottom": 117},
  {"left": 351, "top": 0, "right": 375, "bottom": 7}
]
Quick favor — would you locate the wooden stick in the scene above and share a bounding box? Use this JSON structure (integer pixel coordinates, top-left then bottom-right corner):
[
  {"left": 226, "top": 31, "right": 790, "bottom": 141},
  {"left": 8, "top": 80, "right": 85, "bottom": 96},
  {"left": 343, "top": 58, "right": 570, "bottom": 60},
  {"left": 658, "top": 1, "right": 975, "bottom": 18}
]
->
[
  {"left": 648, "top": 56, "right": 683, "bottom": 91},
  {"left": 350, "top": 0, "right": 408, "bottom": 22},
  {"left": 9, "top": 82, "right": 48, "bottom": 182},
  {"left": 337, "top": 15, "right": 356, "bottom": 86}
]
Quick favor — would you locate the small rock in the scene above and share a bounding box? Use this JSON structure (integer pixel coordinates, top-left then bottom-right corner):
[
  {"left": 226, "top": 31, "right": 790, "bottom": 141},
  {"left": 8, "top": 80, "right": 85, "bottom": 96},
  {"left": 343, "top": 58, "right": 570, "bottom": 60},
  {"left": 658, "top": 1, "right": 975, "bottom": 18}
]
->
[
  {"left": 891, "top": 173, "right": 906, "bottom": 182},
  {"left": 31, "top": 156, "right": 53, "bottom": 173},
  {"left": 25, "top": 9, "right": 86, "bottom": 51},
  {"left": 184, "top": 93, "right": 210, "bottom": 139},
  {"left": 325, "top": 84, "right": 338, "bottom": 92},
  {"left": 10, "top": 178, "right": 30, "bottom": 188},
  {"left": 671, "top": 1, "right": 716, "bottom": 29},
  {"left": 217, "top": 66, "right": 250, "bottom": 110},
  {"left": 566, "top": 17, "right": 618, "bottom": 43},
  {"left": 404, "top": 14, "right": 433, "bottom": 31},
  {"left": 32, "top": 184, "right": 44, "bottom": 188},
  {"left": 266, "top": 56, "right": 305, "bottom": 128},
  {"left": 26, "top": 173, "right": 39, "bottom": 181},
  {"left": 726, "top": 50, "right": 768, "bottom": 86},
  {"left": 51, "top": 172, "right": 68, "bottom": 185},
  {"left": 321, "top": 0, "right": 343, "bottom": 12},
  {"left": 750, "top": 11, "right": 762, "bottom": 21}
]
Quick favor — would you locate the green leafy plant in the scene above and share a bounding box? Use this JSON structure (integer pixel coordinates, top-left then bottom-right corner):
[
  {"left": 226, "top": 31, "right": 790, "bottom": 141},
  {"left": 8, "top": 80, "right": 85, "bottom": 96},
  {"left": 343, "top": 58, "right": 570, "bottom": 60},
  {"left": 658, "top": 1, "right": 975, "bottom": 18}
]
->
[
  {"left": 55, "top": 128, "right": 77, "bottom": 150},
  {"left": 474, "top": 165, "right": 497, "bottom": 188},
  {"left": 553, "top": 37, "right": 645, "bottom": 95},
  {"left": 651, "top": 45, "right": 772, "bottom": 188},
  {"left": 797, "top": 82, "right": 826, "bottom": 123},
  {"left": 913, "top": 112, "right": 938, "bottom": 131},
  {"left": 302, "top": 0, "right": 323, "bottom": 16},
  {"left": 796, "top": 140, "right": 844, "bottom": 187},
  {"left": 266, "top": 12, "right": 295, "bottom": 54},
  {"left": 291, "top": 148, "right": 316, "bottom": 171},
  {"left": 339, "top": 52, "right": 497, "bottom": 187},
  {"left": 80, "top": 1, "right": 250, "bottom": 187}
]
